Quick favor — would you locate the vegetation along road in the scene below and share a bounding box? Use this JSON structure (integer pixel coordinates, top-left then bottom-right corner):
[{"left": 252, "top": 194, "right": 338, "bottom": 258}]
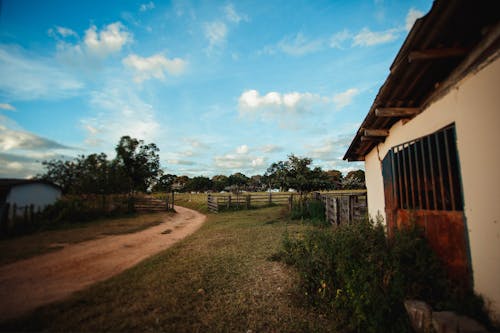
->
[{"left": 0, "top": 206, "right": 206, "bottom": 322}]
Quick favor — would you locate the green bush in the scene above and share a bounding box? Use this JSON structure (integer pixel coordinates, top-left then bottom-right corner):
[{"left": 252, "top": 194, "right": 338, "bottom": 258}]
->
[
  {"left": 290, "top": 199, "right": 327, "bottom": 226},
  {"left": 280, "top": 219, "right": 489, "bottom": 332}
]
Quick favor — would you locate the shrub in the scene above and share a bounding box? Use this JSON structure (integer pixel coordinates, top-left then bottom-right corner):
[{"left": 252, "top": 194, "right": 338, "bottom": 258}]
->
[
  {"left": 280, "top": 219, "right": 488, "bottom": 332},
  {"left": 290, "top": 198, "right": 327, "bottom": 226}
]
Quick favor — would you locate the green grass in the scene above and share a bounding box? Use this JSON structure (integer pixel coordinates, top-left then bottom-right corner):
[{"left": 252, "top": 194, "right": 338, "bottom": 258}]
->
[
  {"left": 0, "top": 213, "right": 170, "bottom": 266},
  {"left": 0, "top": 206, "right": 339, "bottom": 332}
]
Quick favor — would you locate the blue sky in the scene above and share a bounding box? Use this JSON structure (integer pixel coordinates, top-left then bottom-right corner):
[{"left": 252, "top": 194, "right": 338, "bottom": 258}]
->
[{"left": 0, "top": 0, "right": 432, "bottom": 178}]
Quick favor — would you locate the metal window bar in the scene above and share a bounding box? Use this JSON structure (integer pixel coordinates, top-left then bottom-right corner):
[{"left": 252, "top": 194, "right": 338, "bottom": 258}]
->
[
  {"left": 419, "top": 139, "right": 430, "bottom": 210},
  {"left": 395, "top": 148, "right": 404, "bottom": 209},
  {"left": 407, "top": 142, "right": 416, "bottom": 209},
  {"left": 444, "top": 127, "right": 456, "bottom": 211},
  {"left": 435, "top": 132, "right": 447, "bottom": 210},
  {"left": 387, "top": 124, "right": 462, "bottom": 212},
  {"left": 390, "top": 150, "right": 398, "bottom": 210},
  {"left": 401, "top": 146, "right": 409, "bottom": 209},
  {"left": 413, "top": 141, "right": 422, "bottom": 209},
  {"left": 426, "top": 136, "right": 438, "bottom": 210}
]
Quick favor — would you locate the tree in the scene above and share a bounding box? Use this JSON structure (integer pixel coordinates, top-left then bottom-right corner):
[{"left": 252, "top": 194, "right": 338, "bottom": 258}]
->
[
  {"left": 185, "top": 176, "right": 212, "bottom": 192},
  {"left": 153, "top": 174, "right": 177, "bottom": 192},
  {"left": 39, "top": 136, "right": 162, "bottom": 195},
  {"left": 114, "top": 136, "right": 161, "bottom": 193},
  {"left": 265, "top": 160, "right": 288, "bottom": 191},
  {"left": 342, "top": 169, "right": 366, "bottom": 189},
  {"left": 228, "top": 172, "right": 249, "bottom": 192},
  {"left": 211, "top": 175, "right": 229, "bottom": 192},
  {"left": 39, "top": 159, "right": 77, "bottom": 194}
]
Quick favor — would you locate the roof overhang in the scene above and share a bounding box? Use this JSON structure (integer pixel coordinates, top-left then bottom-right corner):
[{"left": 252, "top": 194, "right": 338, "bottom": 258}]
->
[{"left": 344, "top": 0, "right": 500, "bottom": 161}]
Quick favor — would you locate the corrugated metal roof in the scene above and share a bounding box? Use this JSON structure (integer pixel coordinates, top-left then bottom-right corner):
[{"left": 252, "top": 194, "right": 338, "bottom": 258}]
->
[{"left": 344, "top": 0, "right": 500, "bottom": 161}]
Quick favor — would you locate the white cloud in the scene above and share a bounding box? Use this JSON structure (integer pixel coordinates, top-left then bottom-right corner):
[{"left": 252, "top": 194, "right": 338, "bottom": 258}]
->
[
  {"left": 238, "top": 89, "right": 326, "bottom": 118},
  {"left": 83, "top": 22, "right": 132, "bottom": 58},
  {"left": 329, "top": 29, "right": 352, "bottom": 49},
  {"left": 0, "top": 122, "right": 71, "bottom": 152},
  {"left": 122, "top": 53, "right": 187, "bottom": 83},
  {"left": 82, "top": 80, "right": 160, "bottom": 147},
  {"left": 140, "top": 1, "right": 155, "bottom": 12},
  {"left": 251, "top": 157, "right": 264, "bottom": 167},
  {"left": 0, "top": 103, "right": 15, "bottom": 111},
  {"left": 167, "top": 159, "right": 195, "bottom": 166},
  {"left": 267, "top": 33, "right": 324, "bottom": 56},
  {"left": 405, "top": 8, "right": 424, "bottom": 31},
  {"left": 204, "top": 21, "right": 227, "bottom": 50},
  {"left": 261, "top": 144, "right": 284, "bottom": 153},
  {"left": 224, "top": 4, "right": 248, "bottom": 23},
  {"left": 214, "top": 152, "right": 266, "bottom": 171},
  {"left": 48, "top": 26, "right": 78, "bottom": 38},
  {"left": 332, "top": 88, "right": 359, "bottom": 109},
  {"left": 352, "top": 28, "right": 399, "bottom": 47},
  {"left": 236, "top": 145, "right": 249, "bottom": 154},
  {"left": 0, "top": 45, "right": 83, "bottom": 101}
]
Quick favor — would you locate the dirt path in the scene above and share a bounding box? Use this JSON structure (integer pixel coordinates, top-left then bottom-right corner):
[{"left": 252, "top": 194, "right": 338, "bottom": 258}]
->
[{"left": 0, "top": 206, "right": 206, "bottom": 322}]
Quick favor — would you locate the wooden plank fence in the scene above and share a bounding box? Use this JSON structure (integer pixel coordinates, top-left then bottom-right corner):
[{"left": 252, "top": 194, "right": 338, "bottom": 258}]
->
[
  {"left": 207, "top": 192, "right": 294, "bottom": 213},
  {"left": 314, "top": 191, "right": 368, "bottom": 226},
  {"left": 134, "top": 192, "right": 175, "bottom": 212},
  {"left": 0, "top": 203, "right": 43, "bottom": 235}
]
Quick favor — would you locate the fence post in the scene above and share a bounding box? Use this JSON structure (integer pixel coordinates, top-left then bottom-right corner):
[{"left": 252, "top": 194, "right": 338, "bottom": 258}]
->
[
  {"left": 335, "top": 197, "right": 341, "bottom": 226},
  {"left": 227, "top": 195, "right": 231, "bottom": 209},
  {"left": 246, "top": 195, "right": 251, "bottom": 209},
  {"left": 325, "top": 197, "right": 330, "bottom": 224},
  {"left": 171, "top": 191, "right": 175, "bottom": 210},
  {"left": 288, "top": 194, "right": 293, "bottom": 211},
  {"left": 268, "top": 192, "right": 272, "bottom": 205},
  {"left": 348, "top": 195, "right": 353, "bottom": 224}
]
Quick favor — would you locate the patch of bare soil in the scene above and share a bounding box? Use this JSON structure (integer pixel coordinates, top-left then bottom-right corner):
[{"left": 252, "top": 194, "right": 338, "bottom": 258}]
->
[{"left": 0, "top": 206, "right": 206, "bottom": 322}]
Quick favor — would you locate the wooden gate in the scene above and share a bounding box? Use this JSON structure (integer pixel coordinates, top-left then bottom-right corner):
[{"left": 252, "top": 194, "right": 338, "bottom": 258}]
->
[{"left": 382, "top": 124, "right": 470, "bottom": 286}]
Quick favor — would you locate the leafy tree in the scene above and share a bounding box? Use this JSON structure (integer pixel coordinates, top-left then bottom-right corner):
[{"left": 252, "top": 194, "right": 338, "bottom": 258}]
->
[
  {"left": 265, "top": 160, "right": 289, "bottom": 191},
  {"left": 185, "top": 176, "right": 212, "bottom": 192},
  {"left": 211, "top": 175, "right": 229, "bottom": 192},
  {"left": 39, "top": 136, "right": 162, "bottom": 195},
  {"left": 153, "top": 174, "right": 177, "bottom": 192},
  {"left": 114, "top": 136, "right": 161, "bottom": 193},
  {"left": 249, "top": 175, "right": 264, "bottom": 192},
  {"left": 228, "top": 172, "right": 249, "bottom": 192},
  {"left": 172, "top": 175, "right": 190, "bottom": 192},
  {"left": 342, "top": 169, "right": 366, "bottom": 189},
  {"left": 326, "top": 169, "right": 343, "bottom": 189},
  {"left": 39, "top": 159, "right": 77, "bottom": 194}
]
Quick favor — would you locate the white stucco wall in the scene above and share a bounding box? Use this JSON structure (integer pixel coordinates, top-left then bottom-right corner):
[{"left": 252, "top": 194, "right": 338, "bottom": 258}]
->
[
  {"left": 6, "top": 183, "right": 61, "bottom": 214},
  {"left": 363, "top": 56, "right": 500, "bottom": 318}
]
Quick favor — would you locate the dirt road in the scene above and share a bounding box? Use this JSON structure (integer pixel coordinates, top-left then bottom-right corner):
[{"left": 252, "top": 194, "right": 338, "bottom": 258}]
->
[{"left": 0, "top": 206, "right": 206, "bottom": 322}]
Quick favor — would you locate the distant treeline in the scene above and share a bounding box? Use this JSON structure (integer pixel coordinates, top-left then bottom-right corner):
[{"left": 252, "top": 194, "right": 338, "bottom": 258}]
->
[{"left": 38, "top": 136, "right": 365, "bottom": 195}]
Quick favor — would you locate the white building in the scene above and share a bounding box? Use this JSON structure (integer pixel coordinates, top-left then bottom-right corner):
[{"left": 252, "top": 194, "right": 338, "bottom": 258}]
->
[
  {"left": 344, "top": 1, "right": 500, "bottom": 319},
  {"left": 0, "top": 179, "right": 62, "bottom": 218}
]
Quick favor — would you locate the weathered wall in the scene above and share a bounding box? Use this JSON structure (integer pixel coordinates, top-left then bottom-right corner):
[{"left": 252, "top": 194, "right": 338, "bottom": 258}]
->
[
  {"left": 364, "top": 56, "right": 500, "bottom": 318},
  {"left": 6, "top": 183, "right": 61, "bottom": 214}
]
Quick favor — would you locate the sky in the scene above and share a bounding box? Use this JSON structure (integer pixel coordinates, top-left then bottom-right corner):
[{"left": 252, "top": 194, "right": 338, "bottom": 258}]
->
[{"left": 0, "top": 0, "right": 433, "bottom": 179}]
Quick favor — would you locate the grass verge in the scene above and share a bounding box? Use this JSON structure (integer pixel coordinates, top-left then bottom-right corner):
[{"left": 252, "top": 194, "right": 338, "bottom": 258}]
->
[
  {"left": 0, "top": 213, "right": 170, "bottom": 266},
  {"left": 0, "top": 206, "right": 339, "bottom": 332}
]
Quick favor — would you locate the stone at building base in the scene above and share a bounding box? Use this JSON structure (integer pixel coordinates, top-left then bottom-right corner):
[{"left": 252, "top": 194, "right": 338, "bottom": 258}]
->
[
  {"left": 404, "top": 300, "right": 433, "bottom": 333},
  {"left": 404, "top": 300, "right": 489, "bottom": 333}
]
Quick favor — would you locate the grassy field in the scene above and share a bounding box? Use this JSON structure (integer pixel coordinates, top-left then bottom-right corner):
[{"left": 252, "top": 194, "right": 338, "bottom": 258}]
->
[
  {"left": 0, "top": 205, "right": 339, "bottom": 332},
  {"left": 0, "top": 213, "right": 171, "bottom": 266}
]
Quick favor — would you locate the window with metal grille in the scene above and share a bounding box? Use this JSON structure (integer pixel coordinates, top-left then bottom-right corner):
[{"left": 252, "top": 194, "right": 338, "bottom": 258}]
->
[{"left": 384, "top": 124, "right": 463, "bottom": 211}]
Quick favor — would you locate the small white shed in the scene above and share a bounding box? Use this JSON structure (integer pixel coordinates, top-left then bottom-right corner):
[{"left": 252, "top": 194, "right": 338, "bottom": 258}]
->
[{"left": 0, "top": 179, "right": 62, "bottom": 217}]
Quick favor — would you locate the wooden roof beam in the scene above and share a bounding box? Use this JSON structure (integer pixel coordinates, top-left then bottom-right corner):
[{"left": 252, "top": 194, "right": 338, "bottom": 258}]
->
[
  {"left": 408, "top": 48, "right": 468, "bottom": 62},
  {"left": 361, "top": 136, "right": 385, "bottom": 142},
  {"left": 375, "top": 107, "right": 421, "bottom": 118},
  {"left": 363, "top": 129, "right": 389, "bottom": 137}
]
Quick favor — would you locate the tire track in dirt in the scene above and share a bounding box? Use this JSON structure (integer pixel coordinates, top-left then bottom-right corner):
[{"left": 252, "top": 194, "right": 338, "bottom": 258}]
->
[{"left": 0, "top": 206, "right": 206, "bottom": 322}]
